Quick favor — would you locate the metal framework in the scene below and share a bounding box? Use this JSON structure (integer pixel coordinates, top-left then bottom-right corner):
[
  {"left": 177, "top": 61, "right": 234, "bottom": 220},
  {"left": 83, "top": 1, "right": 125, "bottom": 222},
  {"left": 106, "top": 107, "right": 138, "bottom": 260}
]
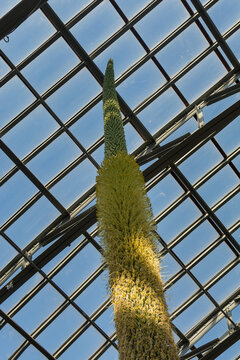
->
[{"left": 0, "top": 0, "right": 239, "bottom": 359}]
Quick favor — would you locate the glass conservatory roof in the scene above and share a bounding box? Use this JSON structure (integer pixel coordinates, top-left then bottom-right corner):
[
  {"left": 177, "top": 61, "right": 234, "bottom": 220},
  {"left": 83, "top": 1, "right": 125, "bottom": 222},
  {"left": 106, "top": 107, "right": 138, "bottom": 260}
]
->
[{"left": 0, "top": 0, "right": 239, "bottom": 359}]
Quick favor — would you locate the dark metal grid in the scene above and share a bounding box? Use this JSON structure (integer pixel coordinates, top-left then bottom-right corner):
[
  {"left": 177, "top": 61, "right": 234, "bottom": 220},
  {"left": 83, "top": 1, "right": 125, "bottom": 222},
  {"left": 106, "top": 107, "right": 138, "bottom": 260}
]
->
[
  {"left": 0, "top": 0, "right": 240, "bottom": 358},
  {"left": 0, "top": 230, "right": 118, "bottom": 355},
  {"left": 1, "top": 97, "right": 239, "bottom": 291},
  {"left": 1, "top": 106, "right": 239, "bottom": 358}
]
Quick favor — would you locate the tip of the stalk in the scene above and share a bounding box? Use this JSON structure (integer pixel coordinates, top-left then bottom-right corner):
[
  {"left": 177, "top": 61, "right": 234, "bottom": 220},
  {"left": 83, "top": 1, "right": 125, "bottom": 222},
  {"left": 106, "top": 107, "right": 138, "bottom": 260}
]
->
[{"left": 108, "top": 58, "right": 113, "bottom": 65}]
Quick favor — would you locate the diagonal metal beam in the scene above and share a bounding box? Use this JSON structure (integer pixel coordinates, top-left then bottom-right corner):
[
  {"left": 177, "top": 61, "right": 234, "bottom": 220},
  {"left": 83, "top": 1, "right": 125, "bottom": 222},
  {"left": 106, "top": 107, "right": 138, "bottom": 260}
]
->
[
  {"left": 206, "top": 83, "right": 240, "bottom": 105},
  {"left": 144, "top": 98, "right": 240, "bottom": 182},
  {"left": 180, "top": 338, "right": 219, "bottom": 360},
  {"left": 0, "top": 308, "right": 55, "bottom": 360},
  {"left": 0, "top": 0, "right": 48, "bottom": 40},
  {"left": 200, "top": 325, "right": 240, "bottom": 360},
  {"left": 190, "top": 0, "right": 240, "bottom": 69}
]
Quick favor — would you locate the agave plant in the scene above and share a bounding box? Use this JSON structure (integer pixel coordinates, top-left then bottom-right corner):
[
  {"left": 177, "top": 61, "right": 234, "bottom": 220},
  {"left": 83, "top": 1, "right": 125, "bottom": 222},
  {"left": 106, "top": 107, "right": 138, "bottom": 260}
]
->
[{"left": 96, "top": 59, "right": 179, "bottom": 360}]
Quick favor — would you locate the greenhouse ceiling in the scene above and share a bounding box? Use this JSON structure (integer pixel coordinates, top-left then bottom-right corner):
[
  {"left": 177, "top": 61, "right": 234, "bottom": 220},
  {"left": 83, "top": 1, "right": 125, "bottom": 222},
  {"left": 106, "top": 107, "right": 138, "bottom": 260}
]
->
[{"left": 0, "top": 0, "right": 239, "bottom": 359}]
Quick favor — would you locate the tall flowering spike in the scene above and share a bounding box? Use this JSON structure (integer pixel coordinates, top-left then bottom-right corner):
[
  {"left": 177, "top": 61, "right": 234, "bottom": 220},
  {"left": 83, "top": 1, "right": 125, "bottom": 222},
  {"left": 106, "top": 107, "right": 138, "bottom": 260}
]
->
[
  {"left": 103, "top": 58, "right": 127, "bottom": 159},
  {"left": 96, "top": 59, "right": 180, "bottom": 360}
]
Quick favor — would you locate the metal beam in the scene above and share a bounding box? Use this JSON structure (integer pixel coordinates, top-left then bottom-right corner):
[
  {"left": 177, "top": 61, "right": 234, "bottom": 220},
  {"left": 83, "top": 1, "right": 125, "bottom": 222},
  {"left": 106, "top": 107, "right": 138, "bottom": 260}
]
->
[
  {"left": 200, "top": 326, "right": 240, "bottom": 360},
  {"left": 190, "top": 0, "right": 240, "bottom": 69},
  {"left": 206, "top": 83, "right": 240, "bottom": 105},
  {"left": 0, "top": 0, "right": 47, "bottom": 40},
  {"left": 180, "top": 339, "right": 219, "bottom": 360}
]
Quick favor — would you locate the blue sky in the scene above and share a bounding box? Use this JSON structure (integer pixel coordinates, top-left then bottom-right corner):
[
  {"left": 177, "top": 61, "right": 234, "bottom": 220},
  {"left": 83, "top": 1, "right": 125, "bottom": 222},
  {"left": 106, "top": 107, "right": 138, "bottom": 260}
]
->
[{"left": 0, "top": 1, "right": 239, "bottom": 359}]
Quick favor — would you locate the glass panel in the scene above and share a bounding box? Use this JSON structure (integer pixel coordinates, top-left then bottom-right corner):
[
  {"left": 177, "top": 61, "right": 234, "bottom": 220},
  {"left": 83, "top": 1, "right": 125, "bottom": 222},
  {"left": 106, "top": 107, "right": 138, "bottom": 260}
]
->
[
  {"left": 75, "top": 271, "right": 109, "bottom": 315},
  {"left": 2, "top": 105, "right": 59, "bottom": 159},
  {"left": 148, "top": 174, "right": 184, "bottom": 217},
  {"left": 215, "top": 116, "right": 240, "bottom": 154},
  {"left": 138, "top": 88, "right": 185, "bottom": 134},
  {"left": 49, "top": 0, "right": 92, "bottom": 23},
  {"left": 0, "top": 76, "right": 36, "bottom": 128},
  {"left": 92, "top": 144, "right": 105, "bottom": 165},
  {"left": 217, "top": 340, "right": 240, "bottom": 360},
  {"left": 157, "top": 198, "right": 201, "bottom": 243},
  {"left": 160, "top": 117, "right": 197, "bottom": 146},
  {"left": 19, "top": 345, "right": 49, "bottom": 360},
  {"left": 42, "top": 234, "right": 84, "bottom": 274},
  {"left": 124, "top": 122, "right": 143, "bottom": 153},
  {"left": 1, "top": 273, "right": 43, "bottom": 312},
  {"left": 215, "top": 193, "right": 240, "bottom": 228},
  {"left": 0, "top": 323, "right": 25, "bottom": 359},
  {"left": 195, "top": 318, "right": 227, "bottom": 347},
  {"left": 71, "top": 1, "right": 124, "bottom": 54},
  {"left": 13, "top": 283, "right": 64, "bottom": 333},
  {"left": 59, "top": 326, "right": 105, "bottom": 360},
  {"left": 37, "top": 305, "right": 85, "bottom": 353},
  {"left": 176, "top": 53, "right": 227, "bottom": 102},
  {"left": 166, "top": 274, "right": 198, "bottom": 314},
  {"left": 0, "top": 235, "right": 18, "bottom": 271},
  {"left": 0, "top": 150, "right": 14, "bottom": 178},
  {"left": 232, "top": 155, "right": 240, "bottom": 172},
  {"left": 174, "top": 221, "right": 219, "bottom": 264},
  {"left": 115, "top": 0, "right": 150, "bottom": 19},
  {"left": 179, "top": 141, "right": 223, "bottom": 184},
  {"left": 0, "top": 0, "right": 21, "bottom": 17},
  {"left": 227, "top": 28, "right": 240, "bottom": 60},
  {"left": 95, "top": 31, "right": 146, "bottom": 78},
  {"left": 0, "top": 171, "right": 37, "bottom": 226},
  {"left": 53, "top": 243, "right": 102, "bottom": 295},
  {"left": 197, "top": 165, "right": 239, "bottom": 207},
  {"left": 50, "top": 159, "right": 97, "bottom": 207},
  {"left": 208, "top": 0, "right": 240, "bottom": 34},
  {"left": 1, "top": 10, "right": 55, "bottom": 64},
  {"left": 95, "top": 306, "right": 115, "bottom": 336},
  {"left": 22, "top": 38, "right": 79, "bottom": 94},
  {"left": 232, "top": 305, "right": 240, "bottom": 323},
  {"left": 5, "top": 196, "right": 60, "bottom": 249},
  {"left": 70, "top": 102, "right": 103, "bottom": 149},
  {"left": 135, "top": 0, "right": 189, "bottom": 49},
  {"left": 99, "top": 346, "right": 118, "bottom": 360},
  {"left": 233, "top": 227, "right": 240, "bottom": 245},
  {"left": 27, "top": 132, "right": 82, "bottom": 184},
  {"left": 209, "top": 263, "right": 240, "bottom": 303},
  {"left": 173, "top": 295, "right": 214, "bottom": 334},
  {"left": 191, "top": 242, "right": 235, "bottom": 284},
  {"left": 117, "top": 60, "right": 165, "bottom": 108},
  {"left": 46, "top": 68, "right": 101, "bottom": 122},
  {"left": 156, "top": 23, "right": 208, "bottom": 77},
  {"left": 0, "top": 57, "right": 11, "bottom": 78},
  {"left": 204, "top": 92, "right": 240, "bottom": 123}
]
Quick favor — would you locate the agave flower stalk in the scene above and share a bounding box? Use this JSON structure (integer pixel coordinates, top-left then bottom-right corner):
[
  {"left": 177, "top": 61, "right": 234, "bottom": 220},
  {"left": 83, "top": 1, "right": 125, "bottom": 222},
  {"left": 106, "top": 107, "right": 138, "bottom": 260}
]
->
[{"left": 96, "top": 59, "right": 179, "bottom": 360}]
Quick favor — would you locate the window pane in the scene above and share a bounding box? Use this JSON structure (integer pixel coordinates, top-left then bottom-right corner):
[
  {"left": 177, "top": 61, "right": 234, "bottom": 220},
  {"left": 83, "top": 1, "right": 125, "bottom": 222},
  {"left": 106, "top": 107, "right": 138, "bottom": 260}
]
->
[
  {"left": 1, "top": 10, "right": 55, "bottom": 64},
  {"left": 71, "top": 1, "right": 124, "bottom": 54},
  {"left": 135, "top": 0, "right": 188, "bottom": 49},
  {"left": 22, "top": 38, "right": 79, "bottom": 94}
]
